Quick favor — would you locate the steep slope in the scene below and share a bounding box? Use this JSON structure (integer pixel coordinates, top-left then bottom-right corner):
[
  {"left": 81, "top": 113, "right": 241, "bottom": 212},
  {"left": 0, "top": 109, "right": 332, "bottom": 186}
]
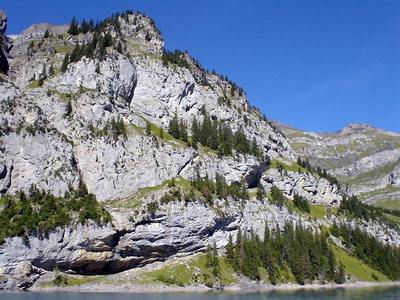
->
[
  {"left": 276, "top": 122, "right": 400, "bottom": 209},
  {"left": 0, "top": 11, "right": 398, "bottom": 290}
]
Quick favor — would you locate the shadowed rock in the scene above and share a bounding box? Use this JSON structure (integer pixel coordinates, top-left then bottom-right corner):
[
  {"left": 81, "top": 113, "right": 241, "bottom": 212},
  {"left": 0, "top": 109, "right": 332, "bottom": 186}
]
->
[{"left": 0, "top": 9, "right": 9, "bottom": 75}]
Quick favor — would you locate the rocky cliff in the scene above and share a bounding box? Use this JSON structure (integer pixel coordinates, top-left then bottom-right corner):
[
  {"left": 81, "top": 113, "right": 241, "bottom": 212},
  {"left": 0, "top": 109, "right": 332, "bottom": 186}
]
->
[
  {"left": 275, "top": 122, "right": 400, "bottom": 208},
  {"left": 0, "top": 11, "right": 398, "bottom": 290},
  {"left": 0, "top": 9, "right": 10, "bottom": 75}
]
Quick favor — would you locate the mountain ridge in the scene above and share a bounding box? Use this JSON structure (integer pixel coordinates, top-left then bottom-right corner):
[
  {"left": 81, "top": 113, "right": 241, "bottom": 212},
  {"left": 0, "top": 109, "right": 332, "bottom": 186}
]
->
[
  {"left": 273, "top": 120, "right": 400, "bottom": 208},
  {"left": 0, "top": 9, "right": 399, "bottom": 291}
]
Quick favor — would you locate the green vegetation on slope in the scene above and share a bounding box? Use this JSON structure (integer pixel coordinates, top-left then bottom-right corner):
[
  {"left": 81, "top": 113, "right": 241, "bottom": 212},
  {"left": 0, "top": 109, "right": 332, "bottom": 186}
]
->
[
  {"left": 226, "top": 222, "right": 345, "bottom": 285},
  {"left": 330, "top": 222, "right": 400, "bottom": 280},
  {"left": 331, "top": 245, "right": 387, "bottom": 282},
  {"left": 0, "top": 184, "right": 111, "bottom": 244}
]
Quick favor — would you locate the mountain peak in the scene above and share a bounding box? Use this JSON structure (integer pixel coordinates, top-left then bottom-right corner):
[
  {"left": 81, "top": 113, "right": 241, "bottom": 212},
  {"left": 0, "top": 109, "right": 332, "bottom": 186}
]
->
[{"left": 337, "top": 123, "right": 375, "bottom": 135}]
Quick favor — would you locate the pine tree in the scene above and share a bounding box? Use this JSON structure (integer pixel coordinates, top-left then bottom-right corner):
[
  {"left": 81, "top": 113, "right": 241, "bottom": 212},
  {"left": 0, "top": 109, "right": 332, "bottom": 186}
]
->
[
  {"left": 61, "top": 53, "right": 69, "bottom": 73},
  {"left": 226, "top": 234, "right": 235, "bottom": 265},
  {"left": 69, "top": 43, "right": 79, "bottom": 63},
  {"left": 146, "top": 122, "right": 151, "bottom": 136},
  {"left": 117, "top": 41, "right": 123, "bottom": 54},
  {"left": 335, "top": 262, "right": 346, "bottom": 284},
  {"left": 191, "top": 118, "right": 200, "bottom": 149},
  {"left": 80, "top": 19, "right": 89, "bottom": 34},
  {"left": 179, "top": 120, "right": 188, "bottom": 142},
  {"left": 222, "top": 124, "right": 234, "bottom": 155},
  {"left": 68, "top": 17, "right": 79, "bottom": 36},
  {"left": 43, "top": 29, "right": 50, "bottom": 39},
  {"left": 251, "top": 137, "right": 259, "bottom": 156},
  {"left": 168, "top": 115, "right": 180, "bottom": 139},
  {"left": 209, "top": 119, "right": 219, "bottom": 150},
  {"left": 270, "top": 185, "right": 285, "bottom": 207}
]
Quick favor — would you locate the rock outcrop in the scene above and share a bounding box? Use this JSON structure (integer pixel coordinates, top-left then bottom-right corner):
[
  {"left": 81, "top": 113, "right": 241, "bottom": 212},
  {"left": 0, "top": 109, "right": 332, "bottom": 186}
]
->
[
  {"left": 0, "top": 11, "right": 398, "bottom": 290},
  {"left": 275, "top": 121, "right": 400, "bottom": 206},
  {"left": 0, "top": 9, "right": 9, "bottom": 75}
]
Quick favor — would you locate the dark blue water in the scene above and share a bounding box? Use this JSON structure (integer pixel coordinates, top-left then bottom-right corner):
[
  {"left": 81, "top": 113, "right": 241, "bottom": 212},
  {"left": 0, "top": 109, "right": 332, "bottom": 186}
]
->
[{"left": 1, "top": 286, "right": 399, "bottom": 300}]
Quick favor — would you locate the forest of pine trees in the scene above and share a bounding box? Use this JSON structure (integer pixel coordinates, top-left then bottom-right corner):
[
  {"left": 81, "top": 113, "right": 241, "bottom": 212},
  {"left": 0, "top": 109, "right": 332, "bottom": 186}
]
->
[
  {"left": 339, "top": 195, "right": 382, "bottom": 221},
  {"left": 159, "top": 172, "right": 249, "bottom": 207},
  {"left": 167, "top": 107, "right": 260, "bottom": 157},
  {"left": 61, "top": 11, "right": 136, "bottom": 72},
  {"left": 225, "top": 222, "right": 345, "bottom": 285},
  {"left": 0, "top": 184, "right": 111, "bottom": 244},
  {"left": 297, "top": 157, "right": 339, "bottom": 186},
  {"left": 330, "top": 222, "right": 400, "bottom": 280}
]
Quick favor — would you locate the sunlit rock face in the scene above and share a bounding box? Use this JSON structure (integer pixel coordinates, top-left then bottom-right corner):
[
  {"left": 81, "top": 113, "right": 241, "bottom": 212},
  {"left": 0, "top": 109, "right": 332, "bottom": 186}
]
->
[{"left": 2, "top": 11, "right": 397, "bottom": 291}]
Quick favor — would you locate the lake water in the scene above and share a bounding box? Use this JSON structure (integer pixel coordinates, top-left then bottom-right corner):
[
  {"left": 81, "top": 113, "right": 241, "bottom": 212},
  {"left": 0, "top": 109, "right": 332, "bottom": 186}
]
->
[{"left": 1, "top": 286, "right": 400, "bottom": 300}]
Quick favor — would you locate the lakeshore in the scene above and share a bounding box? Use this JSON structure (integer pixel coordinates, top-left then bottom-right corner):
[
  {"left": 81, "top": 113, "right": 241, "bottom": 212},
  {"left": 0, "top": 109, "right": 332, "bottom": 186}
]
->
[{"left": 29, "top": 278, "right": 400, "bottom": 294}]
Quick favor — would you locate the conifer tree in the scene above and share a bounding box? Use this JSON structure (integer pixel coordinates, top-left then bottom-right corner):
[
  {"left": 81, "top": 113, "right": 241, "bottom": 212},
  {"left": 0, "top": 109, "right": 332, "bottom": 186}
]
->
[
  {"left": 117, "top": 42, "right": 123, "bottom": 54},
  {"left": 168, "top": 115, "right": 180, "bottom": 139},
  {"left": 191, "top": 118, "right": 200, "bottom": 149},
  {"left": 43, "top": 29, "right": 50, "bottom": 39},
  {"left": 222, "top": 124, "right": 234, "bottom": 155},
  {"left": 61, "top": 53, "right": 69, "bottom": 73},
  {"left": 179, "top": 120, "right": 188, "bottom": 142},
  {"left": 68, "top": 17, "right": 79, "bottom": 36}
]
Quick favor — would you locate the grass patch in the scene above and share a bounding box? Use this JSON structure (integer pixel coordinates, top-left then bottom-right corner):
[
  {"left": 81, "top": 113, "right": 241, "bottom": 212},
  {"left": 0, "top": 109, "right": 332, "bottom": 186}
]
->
[
  {"left": 39, "top": 273, "right": 105, "bottom": 287},
  {"left": 136, "top": 254, "right": 238, "bottom": 287},
  {"left": 140, "top": 116, "right": 187, "bottom": 147},
  {"left": 106, "top": 176, "right": 192, "bottom": 210},
  {"left": 290, "top": 142, "right": 311, "bottom": 149},
  {"left": 309, "top": 204, "right": 329, "bottom": 219},
  {"left": 332, "top": 245, "right": 388, "bottom": 282},
  {"left": 52, "top": 90, "right": 76, "bottom": 102},
  {"left": 358, "top": 185, "right": 400, "bottom": 210},
  {"left": 270, "top": 159, "right": 302, "bottom": 173},
  {"left": 28, "top": 80, "right": 39, "bottom": 88}
]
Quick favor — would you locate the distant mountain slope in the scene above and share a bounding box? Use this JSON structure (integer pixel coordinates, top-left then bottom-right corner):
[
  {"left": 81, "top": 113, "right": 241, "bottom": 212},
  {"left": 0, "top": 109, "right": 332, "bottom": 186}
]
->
[{"left": 274, "top": 121, "right": 400, "bottom": 209}]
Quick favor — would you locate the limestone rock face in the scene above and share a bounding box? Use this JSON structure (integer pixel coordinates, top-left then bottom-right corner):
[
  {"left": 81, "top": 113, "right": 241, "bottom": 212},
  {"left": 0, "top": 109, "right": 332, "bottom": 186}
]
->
[
  {"left": 276, "top": 122, "right": 400, "bottom": 205},
  {"left": 261, "top": 168, "right": 341, "bottom": 205},
  {"left": 0, "top": 12, "right": 397, "bottom": 290}
]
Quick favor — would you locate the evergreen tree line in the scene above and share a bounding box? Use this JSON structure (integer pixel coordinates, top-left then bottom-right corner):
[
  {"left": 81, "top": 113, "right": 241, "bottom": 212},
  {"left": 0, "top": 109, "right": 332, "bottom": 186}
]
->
[
  {"left": 168, "top": 109, "right": 260, "bottom": 157},
  {"left": 339, "top": 195, "right": 400, "bottom": 221},
  {"left": 191, "top": 171, "right": 249, "bottom": 204},
  {"left": 225, "top": 222, "right": 345, "bottom": 285},
  {"left": 297, "top": 157, "right": 339, "bottom": 186},
  {"left": 205, "top": 242, "right": 220, "bottom": 279},
  {"left": 330, "top": 222, "right": 400, "bottom": 280},
  {"left": 0, "top": 184, "right": 112, "bottom": 244},
  {"left": 62, "top": 11, "right": 137, "bottom": 73},
  {"left": 159, "top": 173, "right": 249, "bottom": 207},
  {"left": 269, "top": 185, "right": 312, "bottom": 214},
  {"left": 339, "top": 195, "right": 382, "bottom": 222},
  {"left": 61, "top": 31, "right": 114, "bottom": 73},
  {"left": 293, "top": 193, "right": 311, "bottom": 213},
  {"left": 67, "top": 10, "right": 135, "bottom": 37},
  {"left": 87, "top": 117, "right": 126, "bottom": 140},
  {"left": 161, "top": 49, "right": 190, "bottom": 68},
  {"left": 211, "top": 70, "right": 244, "bottom": 97}
]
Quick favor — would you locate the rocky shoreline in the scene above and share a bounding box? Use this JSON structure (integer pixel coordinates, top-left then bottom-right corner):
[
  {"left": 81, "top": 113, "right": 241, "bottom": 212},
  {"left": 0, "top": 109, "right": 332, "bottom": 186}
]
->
[{"left": 27, "top": 280, "right": 400, "bottom": 294}]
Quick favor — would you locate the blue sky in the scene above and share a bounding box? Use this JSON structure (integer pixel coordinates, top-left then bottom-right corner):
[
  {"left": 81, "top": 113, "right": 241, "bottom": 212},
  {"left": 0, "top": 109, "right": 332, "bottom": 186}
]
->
[{"left": 2, "top": 1, "right": 399, "bottom": 133}]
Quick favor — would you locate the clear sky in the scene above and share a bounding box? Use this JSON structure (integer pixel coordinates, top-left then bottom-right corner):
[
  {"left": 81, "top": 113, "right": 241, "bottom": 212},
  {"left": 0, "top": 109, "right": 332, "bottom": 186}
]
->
[{"left": 2, "top": 1, "right": 399, "bottom": 133}]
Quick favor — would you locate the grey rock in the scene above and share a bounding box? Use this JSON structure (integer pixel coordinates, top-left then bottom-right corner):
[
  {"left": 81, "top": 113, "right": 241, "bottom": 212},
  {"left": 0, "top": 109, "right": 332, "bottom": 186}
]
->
[
  {"left": 0, "top": 11, "right": 398, "bottom": 290},
  {"left": 0, "top": 9, "right": 6, "bottom": 35},
  {"left": 275, "top": 121, "right": 400, "bottom": 205}
]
